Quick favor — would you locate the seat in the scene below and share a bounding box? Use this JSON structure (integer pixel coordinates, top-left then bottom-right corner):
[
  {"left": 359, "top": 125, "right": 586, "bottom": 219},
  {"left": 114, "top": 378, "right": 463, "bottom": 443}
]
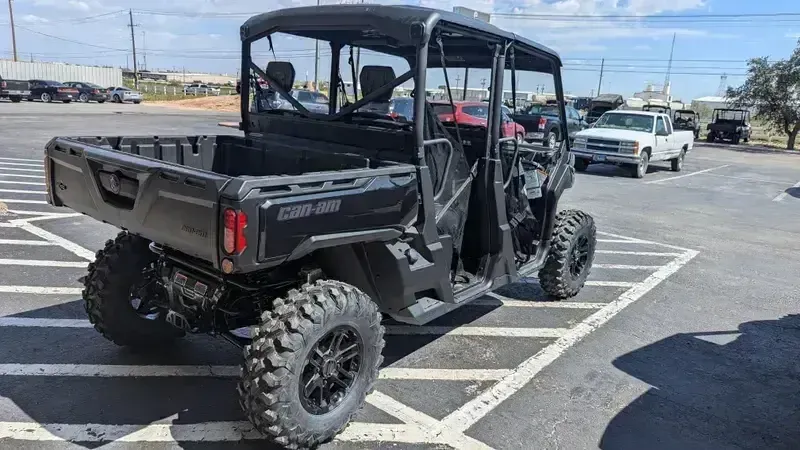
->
[
  {"left": 358, "top": 66, "right": 395, "bottom": 114},
  {"left": 265, "top": 61, "right": 295, "bottom": 92}
]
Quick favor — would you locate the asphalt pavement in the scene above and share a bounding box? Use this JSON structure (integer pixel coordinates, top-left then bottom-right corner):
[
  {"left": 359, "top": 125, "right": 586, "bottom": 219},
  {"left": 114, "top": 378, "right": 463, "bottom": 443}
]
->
[{"left": 0, "top": 100, "right": 798, "bottom": 449}]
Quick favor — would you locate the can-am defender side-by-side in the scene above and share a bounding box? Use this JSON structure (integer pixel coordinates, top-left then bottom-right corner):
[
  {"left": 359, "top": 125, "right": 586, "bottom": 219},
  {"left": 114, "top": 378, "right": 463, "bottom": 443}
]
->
[
  {"left": 43, "top": 5, "right": 596, "bottom": 448},
  {"left": 673, "top": 109, "right": 701, "bottom": 139},
  {"left": 706, "top": 108, "right": 751, "bottom": 144}
]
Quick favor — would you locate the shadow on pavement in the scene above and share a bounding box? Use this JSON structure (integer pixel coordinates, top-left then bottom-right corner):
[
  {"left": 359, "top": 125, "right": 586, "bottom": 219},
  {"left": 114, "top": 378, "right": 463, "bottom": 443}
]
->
[
  {"left": 600, "top": 314, "right": 800, "bottom": 450},
  {"left": 702, "top": 142, "right": 800, "bottom": 156},
  {"left": 786, "top": 187, "right": 800, "bottom": 199}
]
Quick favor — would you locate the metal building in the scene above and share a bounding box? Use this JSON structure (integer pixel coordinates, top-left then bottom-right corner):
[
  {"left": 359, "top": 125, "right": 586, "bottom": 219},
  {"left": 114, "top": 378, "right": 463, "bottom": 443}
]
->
[{"left": 0, "top": 60, "right": 122, "bottom": 87}]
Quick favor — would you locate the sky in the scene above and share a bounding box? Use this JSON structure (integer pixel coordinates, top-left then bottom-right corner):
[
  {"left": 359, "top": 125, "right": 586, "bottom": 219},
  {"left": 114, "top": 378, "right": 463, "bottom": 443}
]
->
[{"left": 2, "top": 0, "right": 799, "bottom": 101}]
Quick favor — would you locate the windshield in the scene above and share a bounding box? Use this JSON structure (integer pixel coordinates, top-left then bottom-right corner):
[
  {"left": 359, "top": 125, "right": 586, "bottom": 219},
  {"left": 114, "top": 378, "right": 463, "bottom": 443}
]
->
[
  {"left": 715, "top": 110, "right": 746, "bottom": 121},
  {"left": 461, "top": 105, "right": 490, "bottom": 119},
  {"left": 675, "top": 112, "right": 696, "bottom": 120},
  {"left": 594, "top": 113, "right": 654, "bottom": 132},
  {"left": 589, "top": 106, "right": 613, "bottom": 116},
  {"left": 432, "top": 104, "right": 456, "bottom": 115},
  {"left": 45, "top": 81, "right": 64, "bottom": 87}
]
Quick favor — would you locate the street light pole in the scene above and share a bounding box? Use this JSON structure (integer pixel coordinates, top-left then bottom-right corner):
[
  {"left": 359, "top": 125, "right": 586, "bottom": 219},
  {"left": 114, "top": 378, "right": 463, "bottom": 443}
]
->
[{"left": 7, "top": 0, "right": 18, "bottom": 62}]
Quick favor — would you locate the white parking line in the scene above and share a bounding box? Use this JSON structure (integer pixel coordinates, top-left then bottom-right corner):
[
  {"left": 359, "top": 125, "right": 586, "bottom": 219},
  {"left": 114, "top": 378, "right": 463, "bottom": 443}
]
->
[
  {"left": 705, "top": 173, "right": 792, "bottom": 185},
  {"left": 0, "top": 173, "right": 44, "bottom": 178},
  {"left": 0, "top": 188, "right": 46, "bottom": 194},
  {"left": 0, "top": 199, "right": 48, "bottom": 204},
  {"left": 0, "top": 157, "right": 42, "bottom": 162},
  {"left": 772, "top": 180, "right": 800, "bottom": 202},
  {"left": 440, "top": 249, "right": 699, "bottom": 433},
  {"left": 476, "top": 294, "right": 606, "bottom": 309},
  {"left": 385, "top": 326, "right": 568, "bottom": 338},
  {"left": 0, "top": 364, "right": 511, "bottom": 381},
  {"left": 0, "top": 286, "right": 83, "bottom": 295},
  {"left": 596, "top": 250, "right": 683, "bottom": 256},
  {"left": 645, "top": 164, "right": 731, "bottom": 184},
  {"left": 0, "top": 239, "right": 51, "bottom": 246},
  {"left": 585, "top": 281, "right": 637, "bottom": 287},
  {"left": 17, "top": 222, "right": 96, "bottom": 260},
  {"left": 0, "top": 258, "right": 86, "bottom": 267},
  {"left": 0, "top": 167, "right": 44, "bottom": 173},
  {"left": 0, "top": 317, "right": 88, "bottom": 327},
  {"left": 593, "top": 264, "right": 661, "bottom": 270},
  {"left": 0, "top": 162, "right": 43, "bottom": 168},
  {"left": 0, "top": 180, "right": 46, "bottom": 186}
]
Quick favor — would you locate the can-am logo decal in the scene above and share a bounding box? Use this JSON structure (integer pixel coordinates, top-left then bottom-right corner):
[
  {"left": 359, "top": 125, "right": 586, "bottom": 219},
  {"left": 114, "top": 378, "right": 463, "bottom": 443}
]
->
[{"left": 276, "top": 199, "right": 342, "bottom": 221}]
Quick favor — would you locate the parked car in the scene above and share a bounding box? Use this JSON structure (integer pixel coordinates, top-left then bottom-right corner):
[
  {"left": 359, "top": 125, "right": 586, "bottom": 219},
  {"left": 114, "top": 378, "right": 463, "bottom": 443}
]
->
[
  {"left": 62, "top": 82, "right": 108, "bottom": 103},
  {"left": 706, "top": 109, "right": 751, "bottom": 144},
  {"left": 586, "top": 93, "right": 624, "bottom": 124},
  {"left": 571, "top": 110, "right": 694, "bottom": 178},
  {"left": 387, "top": 97, "right": 414, "bottom": 120},
  {"left": 107, "top": 87, "right": 142, "bottom": 104},
  {"left": 0, "top": 75, "right": 29, "bottom": 102},
  {"left": 255, "top": 89, "right": 329, "bottom": 114},
  {"left": 184, "top": 83, "right": 220, "bottom": 95},
  {"left": 511, "top": 103, "right": 588, "bottom": 148},
  {"left": 673, "top": 109, "right": 701, "bottom": 139},
  {"left": 432, "top": 101, "right": 525, "bottom": 138},
  {"left": 27, "top": 80, "right": 78, "bottom": 103}
]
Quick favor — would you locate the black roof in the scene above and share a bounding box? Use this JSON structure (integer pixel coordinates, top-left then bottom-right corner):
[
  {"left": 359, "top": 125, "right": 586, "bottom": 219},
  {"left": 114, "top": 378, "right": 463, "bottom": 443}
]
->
[{"left": 241, "top": 5, "right": 560, "bottom": 73}]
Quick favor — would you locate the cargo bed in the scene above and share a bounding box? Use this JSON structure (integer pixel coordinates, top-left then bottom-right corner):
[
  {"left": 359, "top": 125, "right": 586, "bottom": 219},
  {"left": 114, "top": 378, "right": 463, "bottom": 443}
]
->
[{"left": 44, "top": 134, "right": 417, "bottom": 270}]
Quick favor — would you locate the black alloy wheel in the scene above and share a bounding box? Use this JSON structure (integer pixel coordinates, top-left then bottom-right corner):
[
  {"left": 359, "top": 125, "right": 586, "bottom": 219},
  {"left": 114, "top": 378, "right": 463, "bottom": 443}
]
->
[{"left": 299, "top": 326, "right": 363, "bottom": 415}]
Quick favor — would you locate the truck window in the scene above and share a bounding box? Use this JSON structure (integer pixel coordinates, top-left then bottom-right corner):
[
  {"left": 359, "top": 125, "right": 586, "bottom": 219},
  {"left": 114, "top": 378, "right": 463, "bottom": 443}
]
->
[
  {"left": 664, "top": 117, "right": 672, "bottom": 134},
  {"left": 656, "top": 117, "right": 667, "bottom": 135}
]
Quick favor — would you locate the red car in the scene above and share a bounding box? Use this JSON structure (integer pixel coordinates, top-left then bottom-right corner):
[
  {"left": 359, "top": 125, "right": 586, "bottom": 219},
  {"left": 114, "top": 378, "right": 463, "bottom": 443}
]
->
[{"left": 431, "top": 101, "right": 525, "bottom": 139}]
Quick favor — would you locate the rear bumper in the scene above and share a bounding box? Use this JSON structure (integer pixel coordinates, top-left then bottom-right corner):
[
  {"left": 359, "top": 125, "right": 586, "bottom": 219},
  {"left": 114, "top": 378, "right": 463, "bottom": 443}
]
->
[
  {"left": 90, "top": 94, "right": 109, "bottom": 102},
  {"left": 53, "top": 93, "right": 76, "bottom": 101},
  {"left": 1, "top": 90, "right": 30, "bottom": 98}
]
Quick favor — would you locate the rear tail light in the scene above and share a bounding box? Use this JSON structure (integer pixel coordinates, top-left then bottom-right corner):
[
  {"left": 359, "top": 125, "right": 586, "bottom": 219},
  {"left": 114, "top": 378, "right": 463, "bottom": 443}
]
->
[
  {"left": 0, "top": 81, "right": 6, "bottom": 89},
  {"left": 538, "top": 117, "right": 547, "bottom": 131},
  {"left": 92, "top": 89, "right": 99, "bottom": 94},
  {"left": 223, "top": 208, "right": 247, "bottom": 255}
]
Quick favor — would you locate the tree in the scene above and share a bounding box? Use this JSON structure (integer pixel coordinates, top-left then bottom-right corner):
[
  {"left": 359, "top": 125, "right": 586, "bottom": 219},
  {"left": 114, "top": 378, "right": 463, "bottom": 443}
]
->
[{"left": 726, "top": 41, "right": 800, "bottom": 150}]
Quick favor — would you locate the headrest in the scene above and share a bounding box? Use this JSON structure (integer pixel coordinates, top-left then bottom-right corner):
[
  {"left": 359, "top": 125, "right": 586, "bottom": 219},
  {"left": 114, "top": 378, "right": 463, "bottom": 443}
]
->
[
  {"left": 359, "top": 66, "right": 396, "bottom": 103},
  {"left": 266, "top": 61, "right": 295, "bottom": 93}
]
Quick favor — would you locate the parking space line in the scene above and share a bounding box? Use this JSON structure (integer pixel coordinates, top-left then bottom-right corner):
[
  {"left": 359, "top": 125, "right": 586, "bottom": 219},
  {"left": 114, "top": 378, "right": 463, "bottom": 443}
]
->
[
  {"left": 0, "top": 199, "right": 48, "bottom": 204},
  {"left": 385, "top": 326, "right": 567, "bottom": 338},
  {"left": 439, "top": 249, "right": 699, "bottom": 433},
  {"left": 0, "top": 317, "right": 88, "bottom": 327},
  {"left": 0, "top": 167, "right": 44, "bottom": 173},
  {"left": 0, "top": 223, "right": 13, "bottom": 228},
  {"left": 0, "top": 286, "right": 83, "bottom": 295},
  {"left": 0, "top": 173, "right": 44, "bottom": 179},
  {"left": 585, "top": 281, "right": 637, "bottom": 287},
  {"left": 0, "top": 188, "right": 46, "bottom": 194},
  {"left": 0, "top": 180, "right": 46, "bottom": 186},
  {"left": 17, "top": 222, "right": 96, "bottom": 260},
  {"left": 593, "top": 264, "right": 661, "bottom": 270},
  {"left": 645, "top": 164, "right": 731, "bottom": 184},
  {"left": 0, "top": 157, "right": 42, "bottom": 163},
  {"left": 0, "top": 258, "right": 86, "bottom": 267},
  {"left": 0, "top": 239, "right": 51, "bottom": 246},
  {"left": 476, "top": 294, "right": 606, "bottom": 309},
  {"left": 596, "top": 250, "right": 683, "bottom": 256},
  {"left": 0, "top": 364, "right": 511, "bottom": 381},
  {"left": 597, "top": 231, "right": 694, "bottom": 252},
  {"left": 597, "top": 239, "right": 645, "bottom": 244},
  {"left": 0, "top": 162, "right": 43, "bottom": 168},
  {"left": 705, "top": 173, "right": 792, "bottom": 185},
  {"left": 772, "top": 180, "right": 800, "bottom": 202}
]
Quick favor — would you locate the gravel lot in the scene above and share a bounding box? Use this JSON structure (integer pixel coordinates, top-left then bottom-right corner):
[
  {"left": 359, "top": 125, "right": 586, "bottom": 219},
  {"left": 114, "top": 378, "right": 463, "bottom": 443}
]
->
[{"left": 0, "top": 100, "right": 798, "bottom": 449}]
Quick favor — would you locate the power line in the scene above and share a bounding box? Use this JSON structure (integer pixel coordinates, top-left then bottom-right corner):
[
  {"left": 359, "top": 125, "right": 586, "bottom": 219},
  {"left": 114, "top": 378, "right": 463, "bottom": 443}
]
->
[
  {"left": 13, "top": 24, "right": 127, "bottom": 50},
  {"left": 492, "top": 11, "right": 800, "bottom": 19}
]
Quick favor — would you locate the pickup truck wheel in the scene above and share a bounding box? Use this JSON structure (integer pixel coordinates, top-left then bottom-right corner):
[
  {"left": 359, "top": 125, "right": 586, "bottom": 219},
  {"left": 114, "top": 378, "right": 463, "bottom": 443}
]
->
[
  {"left": 545, "top": 132, "right": 558, "bottom": 149},
  {"left": 238, "top": 280, "right": 383, "bottom": 449},
  {"left": 82, "top": 231, "right": 184, "bottom": 347},
  {"left": 10, "top": 97, "right": 21, "bottom": 103},
  {"left": 574, "top": 158, "right": 589, "bottom": 172},
  {"left": 671, "top": 150, "right": 685, "bottom": 172},
  {"left": 539, "top": 210, "right": 596, "bottom": 299},
  {"left": 632, "top": 152, "right": 649, "bottom": 178}
]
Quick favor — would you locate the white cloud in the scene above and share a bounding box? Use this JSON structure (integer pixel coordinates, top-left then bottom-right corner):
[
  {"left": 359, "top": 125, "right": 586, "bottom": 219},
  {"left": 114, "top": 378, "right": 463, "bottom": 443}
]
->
[
  {"left": 21, "top": 14, "right": 49, "bottom": 24},
  {"left": 786, "top": 32, "right": 800, "bottom": 39},
  {"left": 634, "top": 44, "right": 652, "bottom": 50},
  {"left": 67, "top": 0, "right": 90, "bottom": 11}
]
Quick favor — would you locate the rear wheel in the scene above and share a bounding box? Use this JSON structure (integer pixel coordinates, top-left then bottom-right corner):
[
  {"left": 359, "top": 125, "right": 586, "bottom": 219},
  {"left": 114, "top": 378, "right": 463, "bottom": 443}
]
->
[
  {"left": 574, "top": 158, "right": 589, "bottom": 172},
  {"left": 238, "top": 280, "right": 383, "bottom": 449},
  {"left": 545, "top": 131, "right": 558, "bottom": 149},
  {"left": 82, "top": 231, "right": 184, "bottom": 347},
  {"left": 539, "top": 210, "right": 596, "bottom": 299},
  {"left": 79, "top": 93, "right": 89, "bottom": 103},
  {"left": 706, "top": 133, "right": 714, "bottom": 142},
  {"left": 114, "top": 94, "right": 121, "bottom": 103},
  {"left": 41, "top": 92, "right": 52, "bottom": 103},
  {"left": 10, "top": 97, "right": 21, "bottom": 103},
  {"left": 671, "top": 149, "right": 685, "bottom": 172}
]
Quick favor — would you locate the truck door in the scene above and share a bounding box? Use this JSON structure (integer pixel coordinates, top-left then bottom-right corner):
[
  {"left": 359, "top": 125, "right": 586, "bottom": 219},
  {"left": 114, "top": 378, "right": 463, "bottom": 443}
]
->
[{"left": 654, "top": 116, "right": 672, "bottom": 160}]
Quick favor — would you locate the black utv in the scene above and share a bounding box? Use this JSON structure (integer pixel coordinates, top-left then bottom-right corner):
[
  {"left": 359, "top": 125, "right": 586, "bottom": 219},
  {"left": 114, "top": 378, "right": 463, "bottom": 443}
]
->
[
  {"left": 43, "top": 5, "right": 596, "bottom": 449},
  {"left": 673, "top": 109, "right": 701, "bottom": 139},
  {"left": 706, "top": 108, "right": 751, "bottom": 144}
]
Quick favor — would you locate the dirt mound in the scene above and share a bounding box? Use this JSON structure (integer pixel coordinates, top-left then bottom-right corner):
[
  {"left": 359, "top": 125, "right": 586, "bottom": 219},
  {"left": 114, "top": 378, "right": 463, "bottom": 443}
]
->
[{"left": 151, "top": 96, "right": 240, "bottom": 112}]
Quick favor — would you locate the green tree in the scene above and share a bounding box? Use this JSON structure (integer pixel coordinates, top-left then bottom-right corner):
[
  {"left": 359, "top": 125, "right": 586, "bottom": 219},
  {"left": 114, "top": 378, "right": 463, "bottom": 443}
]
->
[{"left": 727, "top": 42, "right": 800, "bottom": 149}]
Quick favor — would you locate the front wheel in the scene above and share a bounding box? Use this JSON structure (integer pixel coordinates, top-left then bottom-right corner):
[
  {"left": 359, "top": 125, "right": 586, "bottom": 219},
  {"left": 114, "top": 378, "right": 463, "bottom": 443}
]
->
[
  {"left": 539, "top": 210, "right": 596, "bottom": 299},
  {"left": 114, "top": 95, "right": 121, "bottom": 103},
  {"left": 238, "top": 280, "right": 384, "bottom": 449},
  {"left": 41, "top": 92, "right": 52, "bottom": 103},
  {"left": 732, "top": 134, "right": 741, "bottom": 145},
  {"left": 631, "top": 152, "right": 649, "bottom": 178},
  {"left": 79, "top": 93, "right": 89, "bottom": 103},
  {"left": 82, "top": 231, "right": 184, "bottom": 347},
  {"left": 706, "top": 133, "right": 715, "bottom": 143},
  {"left": 544, "top": 132, "right": 558, "bottom": 149}
]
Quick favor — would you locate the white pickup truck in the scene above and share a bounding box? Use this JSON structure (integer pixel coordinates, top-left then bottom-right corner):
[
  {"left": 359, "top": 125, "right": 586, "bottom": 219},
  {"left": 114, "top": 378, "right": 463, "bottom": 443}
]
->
[{"left": 570, "top": 110, "right": 694, "bottom": 178}]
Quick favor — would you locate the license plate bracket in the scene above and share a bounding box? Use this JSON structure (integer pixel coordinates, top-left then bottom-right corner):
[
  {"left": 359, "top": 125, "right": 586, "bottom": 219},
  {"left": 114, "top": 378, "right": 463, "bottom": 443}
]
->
[{"left": 593, "top": 155, "right": 607, "bottom": 162}]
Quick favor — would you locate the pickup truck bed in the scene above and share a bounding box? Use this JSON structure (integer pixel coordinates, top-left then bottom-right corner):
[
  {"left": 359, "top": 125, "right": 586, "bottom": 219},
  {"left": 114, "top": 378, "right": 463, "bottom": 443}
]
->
[
  {"left": 45, "top": 134, "right": 418, "bottom": 272},
  {"left": 0, "top": 78, "right": 30, "bottom": 102}
]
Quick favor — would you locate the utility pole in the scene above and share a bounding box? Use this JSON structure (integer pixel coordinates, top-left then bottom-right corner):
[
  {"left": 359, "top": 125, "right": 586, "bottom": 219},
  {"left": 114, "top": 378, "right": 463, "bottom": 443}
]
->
[
  {"left": 354, "top": 0, "right": 364, "bottom": 87},
  {"left": 313, "top": 0, "right": 320, "bottom": 91},
  {"left": 128, "top": 9, "right": 139, "bottom": 89},
  {"left": 142, "top": 30, "right": 147, "bottom": 71},
  {"left": 480, "top": 77, "right": 487, "bottom": 90},
  {"left": 7, "top": 0, "right": 18, "bottom": 62},
  {"left": 597, "top": 58, "right": 605, "bottom": 96},
  {"left": 455, "top": 74, "right": 461, "bottom": 91}
]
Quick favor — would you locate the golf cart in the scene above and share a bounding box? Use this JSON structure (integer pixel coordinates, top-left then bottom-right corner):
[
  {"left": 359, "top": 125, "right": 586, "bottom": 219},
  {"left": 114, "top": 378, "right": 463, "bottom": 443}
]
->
[
  {"left": 673, "top": 109, "right": 701, "bottom": 139},
  {"left": 43, "top": 5, "right": 596, "bottom": 448},
  {"left": 706, "top": 108, "right": 751, "bottom": 144}
]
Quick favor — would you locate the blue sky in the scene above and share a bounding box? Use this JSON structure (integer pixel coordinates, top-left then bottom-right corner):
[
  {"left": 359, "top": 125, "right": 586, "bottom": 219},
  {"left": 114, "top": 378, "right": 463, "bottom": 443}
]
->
[{"left": 2, "top": 0, "right": 799, "bottom": 101}]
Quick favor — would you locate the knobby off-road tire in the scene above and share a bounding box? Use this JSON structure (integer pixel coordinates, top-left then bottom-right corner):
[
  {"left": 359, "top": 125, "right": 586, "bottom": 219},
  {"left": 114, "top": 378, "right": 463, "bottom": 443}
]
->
[
  {"left": 238, "top": 280, "right": 384, "bottom": 449},
  {"left": 539, "top": 210, "right": 597, "bottom": 299},
  {"left": 82, "top": 231, "right": 184, "bottom": 347}
]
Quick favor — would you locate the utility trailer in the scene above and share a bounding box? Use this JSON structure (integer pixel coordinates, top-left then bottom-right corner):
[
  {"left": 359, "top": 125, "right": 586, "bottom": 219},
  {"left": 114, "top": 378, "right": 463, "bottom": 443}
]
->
[{"left": 44, "top": 5, "right": 596, "bottom": 448}]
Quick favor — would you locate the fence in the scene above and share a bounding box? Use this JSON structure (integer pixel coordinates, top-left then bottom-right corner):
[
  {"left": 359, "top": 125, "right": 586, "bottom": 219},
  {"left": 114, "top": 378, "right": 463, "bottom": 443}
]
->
[
  {"left": 138, "top": 84, "right": 236, "bottom": 96},
  {"left": 0, "top": 60, "right": 122, "bottom": 87}
]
